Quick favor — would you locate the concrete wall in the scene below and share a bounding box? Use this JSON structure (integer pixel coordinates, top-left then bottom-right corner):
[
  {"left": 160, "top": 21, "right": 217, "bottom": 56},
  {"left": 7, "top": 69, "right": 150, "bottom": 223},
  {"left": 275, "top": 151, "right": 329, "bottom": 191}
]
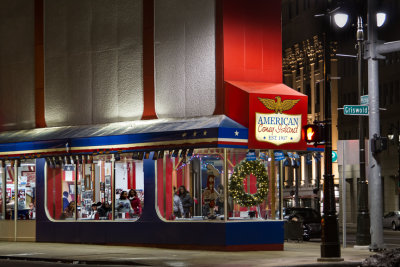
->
[
  {"left": 0, "top": 0, "right": 35, "bottom": 131},
  {"left": 44, "top": 0, "right": 144, "bottom": 126},
  {"left": 1, "top": 0, "right": 217, "bottom": 128},
  {"left": 154, "top": 0, "right": 216, "bottom": 118}
]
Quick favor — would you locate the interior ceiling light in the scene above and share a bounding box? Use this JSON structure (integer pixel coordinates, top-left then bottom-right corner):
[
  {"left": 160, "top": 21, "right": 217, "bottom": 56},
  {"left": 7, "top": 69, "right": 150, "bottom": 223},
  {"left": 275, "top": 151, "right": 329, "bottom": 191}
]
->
[
  {"left": 180, "top": 149, "right": 187, "bottom": 158},
  {"left": 152, "top": 151, "right": 158, "bottom": 160},
  {"left": 138, "top": 151, "right": 144, "bottom": 160},
  {"left": 172, "top": 150, "right": 179, "bottom": 158}
]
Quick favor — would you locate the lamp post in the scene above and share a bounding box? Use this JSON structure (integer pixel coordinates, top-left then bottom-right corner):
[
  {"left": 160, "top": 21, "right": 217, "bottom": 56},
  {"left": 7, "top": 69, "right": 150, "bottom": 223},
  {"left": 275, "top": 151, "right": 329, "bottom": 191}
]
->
[
  {"left": 330, "top": 4, "right": 388, "bottom": 248},
  {"left": 355, "top": 16, "right": 371, "bottom": 247},
  {"left": 319, "top": 0, "right": 341, "bottom": 260}
]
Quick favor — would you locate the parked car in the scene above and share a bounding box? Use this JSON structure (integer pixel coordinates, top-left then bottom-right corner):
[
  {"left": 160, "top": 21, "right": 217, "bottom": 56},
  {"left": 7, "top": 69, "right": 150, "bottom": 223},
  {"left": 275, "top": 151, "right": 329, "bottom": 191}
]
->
[
  {"left": 383, "top": 211, "right": 400, "bottom": 230},
  {"left": 283, "top": 207, "right": 321, "bottom": 241}
]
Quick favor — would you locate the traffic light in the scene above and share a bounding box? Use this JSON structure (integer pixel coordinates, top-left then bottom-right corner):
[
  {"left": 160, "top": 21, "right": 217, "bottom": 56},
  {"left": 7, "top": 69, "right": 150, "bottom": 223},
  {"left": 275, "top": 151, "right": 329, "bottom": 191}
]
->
[
  {"left": 370, "top": 134, "right": 388, "bottom": 154},
  {"left": 302, "top": 124, "right": 326, "bottom": 145}
]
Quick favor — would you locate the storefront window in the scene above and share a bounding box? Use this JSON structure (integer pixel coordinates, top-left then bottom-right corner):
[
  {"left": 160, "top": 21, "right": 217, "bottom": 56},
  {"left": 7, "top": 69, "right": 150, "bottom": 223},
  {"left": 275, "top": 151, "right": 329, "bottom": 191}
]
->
[
  {"left": 157, "top": 148, "right": 276, "bottom": 221},
  {"left": 226, "top": 149, "right": 269, "bottom": 219},
  {"left": 46, "top": 154, "right": 143, "bottom": 221},
  {"left": 77, "top": 155, "right": 113, "bottom": 220},
  {"left": 114, "top": 156, "right": 144, "bottom": 220},
  {"left": 5, "top": 164, "right": 14, "bottom": 220},
  {"left": 2, "top": 160, "right": 36, "bottom": 220},
  {"left": 156, "top": 149, "right": 225, "bottom": 221}
]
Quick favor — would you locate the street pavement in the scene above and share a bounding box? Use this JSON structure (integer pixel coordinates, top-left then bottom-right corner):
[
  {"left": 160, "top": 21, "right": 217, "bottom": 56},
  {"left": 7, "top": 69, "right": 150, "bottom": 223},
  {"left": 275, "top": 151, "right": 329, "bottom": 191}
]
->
[
  {"left": 0, "top": 240, "right": 376, "bottom": 267},
  {"left": 0, "top": 226, "right": 399, "bottom": 267},
  {"left": 338, "top": 228, "right": 400, "bottom": 249}
]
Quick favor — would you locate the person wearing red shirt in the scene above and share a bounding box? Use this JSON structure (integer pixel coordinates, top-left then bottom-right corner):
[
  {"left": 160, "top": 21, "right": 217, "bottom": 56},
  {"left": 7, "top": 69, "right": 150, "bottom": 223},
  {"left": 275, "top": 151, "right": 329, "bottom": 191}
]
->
[{"left": 128, "top": 189, "right": 141, "bottom": 215}]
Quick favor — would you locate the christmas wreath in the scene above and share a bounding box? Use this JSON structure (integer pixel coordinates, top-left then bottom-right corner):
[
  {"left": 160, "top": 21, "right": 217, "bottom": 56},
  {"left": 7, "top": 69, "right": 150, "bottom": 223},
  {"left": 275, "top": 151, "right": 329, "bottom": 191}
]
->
[{"left": 229, "top": 159, "right": 269, "bottom": 207}]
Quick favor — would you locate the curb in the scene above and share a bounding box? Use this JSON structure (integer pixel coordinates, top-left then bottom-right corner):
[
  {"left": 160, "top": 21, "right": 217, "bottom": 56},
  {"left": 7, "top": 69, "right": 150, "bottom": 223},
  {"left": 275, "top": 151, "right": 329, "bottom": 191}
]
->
[
  {"left": 287, "top": 263, "right": 361, "bottom": 267},
  {"left": 0, "top": 255, "right": 363, "bottom": 267},
  {"left": 0, "top": 255, "right": 149, "bottom": 266}
]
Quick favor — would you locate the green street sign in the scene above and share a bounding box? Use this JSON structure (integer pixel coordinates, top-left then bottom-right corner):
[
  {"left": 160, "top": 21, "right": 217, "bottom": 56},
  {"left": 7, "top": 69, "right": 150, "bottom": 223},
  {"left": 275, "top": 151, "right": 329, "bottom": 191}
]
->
[
  {"left": 361, "top": 95, "right": 368, "bottom": 105},
  {"left": 343, "top": 105, "right": 369, "bottom": 116},
  {"left": 332, "top": 151, "right": 337, "bottom": 162}
]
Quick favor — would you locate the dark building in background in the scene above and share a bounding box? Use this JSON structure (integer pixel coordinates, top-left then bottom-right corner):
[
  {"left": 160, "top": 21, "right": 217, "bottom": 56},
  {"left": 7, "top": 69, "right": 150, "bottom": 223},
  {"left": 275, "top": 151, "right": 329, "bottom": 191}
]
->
[{"left": 282, "top": 0, "right": 400, "bottom": 222}]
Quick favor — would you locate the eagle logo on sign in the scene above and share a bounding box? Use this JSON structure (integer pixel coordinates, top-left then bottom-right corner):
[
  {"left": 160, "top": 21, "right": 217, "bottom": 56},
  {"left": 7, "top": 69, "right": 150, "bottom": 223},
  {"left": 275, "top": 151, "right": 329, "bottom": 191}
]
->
[{"left": 258, "top": 96, "right": 300, "bottom": 114}]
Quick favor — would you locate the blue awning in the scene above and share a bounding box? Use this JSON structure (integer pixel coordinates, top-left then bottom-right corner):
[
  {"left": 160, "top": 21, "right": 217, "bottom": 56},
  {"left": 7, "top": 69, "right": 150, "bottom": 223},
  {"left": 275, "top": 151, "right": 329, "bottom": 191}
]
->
[{"left": 0, "top": 115, "right": 248, "bottom": 158}]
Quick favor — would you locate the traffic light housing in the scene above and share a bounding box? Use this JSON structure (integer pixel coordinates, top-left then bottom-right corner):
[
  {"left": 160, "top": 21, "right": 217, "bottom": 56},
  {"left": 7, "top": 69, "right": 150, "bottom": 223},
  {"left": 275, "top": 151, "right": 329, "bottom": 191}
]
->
[
  {"left": 370, "top": 134, "right": 388, "bottom": 154},
  {"left": 302, "top": 124, "right": 326, "bottom": 145}
]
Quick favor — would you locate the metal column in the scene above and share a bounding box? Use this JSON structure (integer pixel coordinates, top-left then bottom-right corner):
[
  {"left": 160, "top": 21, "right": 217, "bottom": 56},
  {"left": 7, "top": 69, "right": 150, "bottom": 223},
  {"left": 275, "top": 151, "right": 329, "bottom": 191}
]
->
[
  {"left": 366, "top": 0, "right": 384, "bottom": 251},
  {"left": 13, "top": 160, "right": 18, "bottom": 242},
  {"left": 319, "top": 0, "right": 341, "bottom": 258}
]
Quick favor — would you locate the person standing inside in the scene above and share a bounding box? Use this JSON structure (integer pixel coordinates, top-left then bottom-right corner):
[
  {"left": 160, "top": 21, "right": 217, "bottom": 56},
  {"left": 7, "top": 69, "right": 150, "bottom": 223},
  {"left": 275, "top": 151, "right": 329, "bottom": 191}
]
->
[
  {"left": 178, "top": 186, "right": 193, "bottom": 218},
  {"left": 116, "top": 191, "right": 133, "bottom": 217},
  {"left": 128, "top": 189, "right": 141, "bottom": 215},
  {"left": 173, "top": 186, "right": 184, "bottom": 218},
  {"left": 62, "top": 191, "right": 69, "bottom": 211}
]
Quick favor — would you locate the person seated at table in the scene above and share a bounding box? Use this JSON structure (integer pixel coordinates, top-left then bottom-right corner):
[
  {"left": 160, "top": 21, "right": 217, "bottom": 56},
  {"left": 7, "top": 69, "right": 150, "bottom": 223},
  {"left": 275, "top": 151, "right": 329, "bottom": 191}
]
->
[
  {"left": 97, "top": 202, "right": 112, "bottom": 218},
  {"left": 28, "top": 201, "right": 36, "bottom": 220},
  {"left": 61, "top": 201, "right": 75, "bottom": 219},
  {"left": 128, "top": 189, "right": 141, "bottom": 215},
  {"left": 178, "top": 186, "right": 193, "bottom": 218},
  {"left": 115, "top": 191, "right": 133, "bottom": 217},
  {"left": 88, "top": 202, "right": 101, "bottom": 219}
]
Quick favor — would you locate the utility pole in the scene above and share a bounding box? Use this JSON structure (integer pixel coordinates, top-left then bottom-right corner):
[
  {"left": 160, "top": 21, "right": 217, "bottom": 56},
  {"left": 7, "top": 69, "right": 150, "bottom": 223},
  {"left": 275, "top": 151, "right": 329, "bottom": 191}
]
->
[
  {"left": 319, "top": 0, "right": 341, "bottom": 260},
  {"left": 366, "top": 0, "right": 384, "bottom": 251},
  {"left": 355, "top": 16, "right": 371, "bottom": 247}
]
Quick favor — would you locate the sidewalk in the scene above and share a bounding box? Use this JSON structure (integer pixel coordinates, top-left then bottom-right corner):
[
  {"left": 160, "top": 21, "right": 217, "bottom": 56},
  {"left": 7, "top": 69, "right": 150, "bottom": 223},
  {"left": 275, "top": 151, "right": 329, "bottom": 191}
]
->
[{"left": 0, "top": 241, "right": 375, "bottom": 266}]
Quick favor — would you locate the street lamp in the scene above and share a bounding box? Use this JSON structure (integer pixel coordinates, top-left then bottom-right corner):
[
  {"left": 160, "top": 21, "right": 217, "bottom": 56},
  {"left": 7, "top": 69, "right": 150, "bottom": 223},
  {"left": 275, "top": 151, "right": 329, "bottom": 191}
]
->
[
  {"left": 333, "top": 11, "right": 387, "bottom": 28},
  {"left": 335, "top": 0, "right": 394, "bottom": 251},
  {"left": 315, "top": 1, "right": 342, "bottom": 260},
  {"left": 376, "top": 12, "right": 387, "bottom": 28},
  {"left": 331, "top": 6, "right": 388, "bottom": 248},
  {"left": 333, "top": 13, "right": 348, "bottom": 28}
]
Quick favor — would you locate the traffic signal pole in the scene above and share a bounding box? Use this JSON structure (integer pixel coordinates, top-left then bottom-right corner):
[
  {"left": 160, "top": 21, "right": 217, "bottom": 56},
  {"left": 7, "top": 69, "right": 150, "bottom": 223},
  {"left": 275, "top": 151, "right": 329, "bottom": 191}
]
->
[{"left": 366, "top": 0, "right": 384, "bottom": 251}]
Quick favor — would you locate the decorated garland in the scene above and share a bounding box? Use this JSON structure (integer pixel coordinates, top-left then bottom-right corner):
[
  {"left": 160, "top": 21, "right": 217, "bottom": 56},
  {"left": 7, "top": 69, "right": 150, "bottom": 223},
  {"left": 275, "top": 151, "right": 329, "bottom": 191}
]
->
[{"left": 229, "top": 159, "right": 269, "bottom": 207}]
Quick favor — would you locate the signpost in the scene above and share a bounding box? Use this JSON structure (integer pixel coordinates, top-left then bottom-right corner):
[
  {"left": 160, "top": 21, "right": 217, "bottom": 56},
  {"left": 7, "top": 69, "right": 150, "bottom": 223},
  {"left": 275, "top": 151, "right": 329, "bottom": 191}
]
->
[{"left": 343, "top": 105, "right": 369, "bottom": 116}]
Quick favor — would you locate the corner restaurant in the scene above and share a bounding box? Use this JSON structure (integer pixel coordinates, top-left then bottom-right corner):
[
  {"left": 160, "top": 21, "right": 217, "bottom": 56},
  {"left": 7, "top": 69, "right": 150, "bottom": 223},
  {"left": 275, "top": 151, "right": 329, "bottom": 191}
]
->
[{"left": 0, "top": 82, "right": 309, "bottom": 250}]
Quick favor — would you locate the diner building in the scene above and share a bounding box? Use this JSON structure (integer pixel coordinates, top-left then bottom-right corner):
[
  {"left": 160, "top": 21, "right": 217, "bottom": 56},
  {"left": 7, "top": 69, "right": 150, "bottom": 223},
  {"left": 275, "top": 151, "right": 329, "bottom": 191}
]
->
[{"left": 0, "top": 0, "right": 311, "bottom": 250}]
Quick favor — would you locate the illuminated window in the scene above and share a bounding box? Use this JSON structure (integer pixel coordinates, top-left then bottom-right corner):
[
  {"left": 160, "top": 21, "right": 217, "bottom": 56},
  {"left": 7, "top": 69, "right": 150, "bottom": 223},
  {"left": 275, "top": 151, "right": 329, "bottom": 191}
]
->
[
  {"left": 1, "top": 160, "right": 36, "bottom": 220},
  {"left": 45, "top": 154, "right": 143, "bottom": 221},
  {"left": 156, "top": 148, "right": 274, "bottom": 221}
]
